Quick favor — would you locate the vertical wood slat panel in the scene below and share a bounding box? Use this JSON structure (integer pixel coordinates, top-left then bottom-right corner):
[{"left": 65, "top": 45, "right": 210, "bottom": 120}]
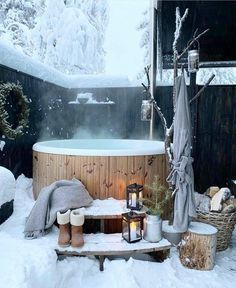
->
[
  {"left": 109, "top": 156, "right": 118, "bottom": 199},
  {"left": 99, "top": 156, "right": 109, "bottom": 199},
  {"left": 33, "top": 152, "right": 168, "bottom": 214}
]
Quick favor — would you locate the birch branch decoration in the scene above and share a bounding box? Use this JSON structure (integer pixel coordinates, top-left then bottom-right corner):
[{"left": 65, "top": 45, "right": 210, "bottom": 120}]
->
[
  {"left": 178, "top": 28, "right": 210, "bottom": 60},
  {"left": 141, "top": 6, "right": 211, "bottom": 180}
]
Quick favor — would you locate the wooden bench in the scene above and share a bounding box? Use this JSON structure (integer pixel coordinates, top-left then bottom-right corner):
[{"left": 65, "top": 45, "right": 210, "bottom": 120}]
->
[{"left": 55, "top": 199, "right": 172, "bottom": 270}]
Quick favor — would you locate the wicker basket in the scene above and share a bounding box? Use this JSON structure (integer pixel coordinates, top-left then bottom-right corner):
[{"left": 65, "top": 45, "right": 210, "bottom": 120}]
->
[{"left": 196, "top": 211, "right": 236, "bottom": 251}]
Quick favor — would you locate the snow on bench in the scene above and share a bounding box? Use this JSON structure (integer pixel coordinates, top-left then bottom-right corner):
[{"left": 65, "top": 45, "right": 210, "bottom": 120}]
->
[
  {"left": 82, "top": 198, "right": 147, "bottom": 219},
  {"left": 56, "top": 233, "right": 171, "bottom": 256},
  {"left": 56, "top": 199, "right": 171, "bottom": 270},
  {"left": 56, "top": 233, "right": 172, "bottom": 271}
]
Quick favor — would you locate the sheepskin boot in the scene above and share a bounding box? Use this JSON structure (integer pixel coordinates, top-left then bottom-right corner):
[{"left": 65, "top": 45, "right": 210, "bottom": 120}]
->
[
  {"left": 57, "top": 210, "right": 71, "bottom": 247},
  {"left": 70, "top": 209, "right": 85, "bottom": 248}
]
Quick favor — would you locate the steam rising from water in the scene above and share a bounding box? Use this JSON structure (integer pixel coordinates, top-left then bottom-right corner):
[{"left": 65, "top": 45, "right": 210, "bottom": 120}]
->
[{"left": 38, "top": 87, "right": 164, "bottom": 142}]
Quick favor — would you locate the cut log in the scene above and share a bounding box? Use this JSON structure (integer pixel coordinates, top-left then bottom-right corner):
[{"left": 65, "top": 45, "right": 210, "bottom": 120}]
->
[{"left": 179, "top": 222, "right": 217, "bottom": 270}]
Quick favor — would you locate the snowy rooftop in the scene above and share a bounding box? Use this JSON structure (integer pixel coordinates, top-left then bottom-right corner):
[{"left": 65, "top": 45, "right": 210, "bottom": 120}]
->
[{"left": 0, "top": 42, "right": 130, "bottom": 89}]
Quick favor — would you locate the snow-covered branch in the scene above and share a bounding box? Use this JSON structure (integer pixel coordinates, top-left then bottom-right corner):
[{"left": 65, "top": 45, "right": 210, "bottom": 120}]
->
[
  {"left": 172, "top": 7, "right": 189, "bottom": 57},
  {"left": 0, "top": 0, "right": 109, "bottom": 75},
  {"left": 141, "top": 65, "right": 151, "bottom": 98},
  {"left": 172, "top": 8, "right": 188, "bottom": 114},
  {"left": 152, "top": 100, "right": 167, "bottom": 133},
  {"left": 142, "top": 65, "right": 172, "bottom": 165}
]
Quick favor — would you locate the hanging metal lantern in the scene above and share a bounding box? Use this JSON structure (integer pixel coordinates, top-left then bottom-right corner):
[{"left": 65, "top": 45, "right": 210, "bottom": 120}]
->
[
  {"left": 122, "top": 211, "right": 142, "bottom": 243},
  {"left": 188, "top": 41, "right": 200, "bottom": 73},
  {"left": 126, "top": 183, "right": 143, "bottom": 210},
  {"left": 141, "top": 100, "right": 152, "bottom": 121}
]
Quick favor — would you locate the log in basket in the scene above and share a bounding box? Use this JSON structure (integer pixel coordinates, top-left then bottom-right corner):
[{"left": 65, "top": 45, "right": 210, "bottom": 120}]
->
[{"left": 196, "top": 210, "right": 236, "bottom": 251}]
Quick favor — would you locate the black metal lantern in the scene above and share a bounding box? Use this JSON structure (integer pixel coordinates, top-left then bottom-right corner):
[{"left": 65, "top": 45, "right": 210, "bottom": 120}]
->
[
  {"left": 122, "top": 212, "right": 142, "bottom": 243},
  {"left": 126, "top": 183, "right": 143, "bottom": 210}
]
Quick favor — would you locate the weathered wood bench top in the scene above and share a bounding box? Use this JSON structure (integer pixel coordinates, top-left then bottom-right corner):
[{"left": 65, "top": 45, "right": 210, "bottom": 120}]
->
[{"left": 56, "top": 233, "right": 171, "bottom": 256}]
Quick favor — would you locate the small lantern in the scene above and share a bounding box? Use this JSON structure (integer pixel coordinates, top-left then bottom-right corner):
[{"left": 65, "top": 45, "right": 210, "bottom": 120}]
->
[
  {"left": 188, "top": 41, "right": 200, "bottom": 73},
  {"left": 122, "top": 212, "right": 142, "bottom": 243},
  {"left": 126, "top": 183, "right": 143, "bottom": 210},
  {"left": 141, "top": 100, "right": 152, "bottom": 121}
]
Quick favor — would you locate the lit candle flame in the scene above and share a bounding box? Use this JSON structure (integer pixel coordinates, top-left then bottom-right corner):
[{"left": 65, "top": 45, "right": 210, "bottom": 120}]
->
[
  {"left": 131, "top": 193, "right": 137, "bottom": 207},
  {"left": 130, "top": 221, "right": 136, "bottom": 241}
]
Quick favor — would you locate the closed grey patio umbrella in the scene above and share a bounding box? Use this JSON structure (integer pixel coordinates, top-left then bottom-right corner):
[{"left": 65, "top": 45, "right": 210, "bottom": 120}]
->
[{"left": 167, "top": 74, "right": 196, "bottom": 232}]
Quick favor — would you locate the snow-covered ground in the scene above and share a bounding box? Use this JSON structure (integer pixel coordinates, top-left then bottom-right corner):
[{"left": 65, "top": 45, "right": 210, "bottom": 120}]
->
[{"left": 0, "top": 174, "right": 235, "bottom": 288}]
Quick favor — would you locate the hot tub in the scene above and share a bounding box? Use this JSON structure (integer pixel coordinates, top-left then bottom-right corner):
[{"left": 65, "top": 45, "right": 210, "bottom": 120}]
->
[{"left": 33, "top": 139, "right": 167, "bottom": 199}]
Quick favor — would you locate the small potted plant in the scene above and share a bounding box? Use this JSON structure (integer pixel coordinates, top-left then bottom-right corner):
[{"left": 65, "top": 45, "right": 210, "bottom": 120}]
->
[{"left": 142, "top": 176, "right": 171, "bottom": 242}]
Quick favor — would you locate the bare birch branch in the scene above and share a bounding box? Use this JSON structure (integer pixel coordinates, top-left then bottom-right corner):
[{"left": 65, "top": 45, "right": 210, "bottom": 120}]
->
[
  {"left": 152, "top": 100, "right": 167, "bottom": 133},
  {"left": 141, "top": 65, "right": 151, "bottom": 97},
  {"left": 178, "top": 28, "right": 210, "bottom": 60},
  {"left": 189, "top": 74, "right": 215, "bottom": 104},
  {"left": 172, "top": 8, "right": 189, "bottom": 56},
  {"left": 172, "top": 8, "right": 188, "bottom": 114}
]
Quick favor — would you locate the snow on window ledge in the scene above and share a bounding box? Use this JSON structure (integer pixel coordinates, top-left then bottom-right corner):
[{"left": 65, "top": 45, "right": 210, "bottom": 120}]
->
[{"left": 157, "top": 67, "right": 236, "bottom": 86}]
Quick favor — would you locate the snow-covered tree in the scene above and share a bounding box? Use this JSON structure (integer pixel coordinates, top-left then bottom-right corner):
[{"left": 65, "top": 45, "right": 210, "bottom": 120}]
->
[
  {"left": 137, "top": 8, "right": 150, "bottom": 67},
  {"left": 0, "top": 0, "right": 109, "bottom": 75},
  {"left": 0, "top": 0, "right": 44, "bottom": 55}
]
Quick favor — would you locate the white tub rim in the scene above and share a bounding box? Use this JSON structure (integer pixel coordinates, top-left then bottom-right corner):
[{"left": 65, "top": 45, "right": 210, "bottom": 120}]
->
[{"left": 33, "top": 139, "right": 165, "bottom": 156}]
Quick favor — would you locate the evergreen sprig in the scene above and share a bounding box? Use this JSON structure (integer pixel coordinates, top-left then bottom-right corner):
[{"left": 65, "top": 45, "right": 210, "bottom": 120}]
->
[{"left": 143, "top": 176, "right": 171, "bottom": 216}]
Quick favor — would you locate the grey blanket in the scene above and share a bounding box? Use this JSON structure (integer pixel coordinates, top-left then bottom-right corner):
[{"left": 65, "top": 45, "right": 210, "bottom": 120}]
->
[{"left": 24, "top": 179, "right": 93, "bottom": 239}]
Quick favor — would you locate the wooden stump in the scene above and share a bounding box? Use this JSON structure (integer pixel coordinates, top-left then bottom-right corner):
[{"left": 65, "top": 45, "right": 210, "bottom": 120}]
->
[{"left": 179, "top": 222, "right": 217, "bottom": 270}]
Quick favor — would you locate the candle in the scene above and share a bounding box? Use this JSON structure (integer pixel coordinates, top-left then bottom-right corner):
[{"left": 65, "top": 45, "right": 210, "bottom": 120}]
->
[
  {"left": 139, "top": 191, "right": 143, "bottom": 206},
  {"left": 130, "top": 221, "right": 137, "bottom": 241},
  {"left": 131, "top": 193, "right": 137, "bottom": 207}
]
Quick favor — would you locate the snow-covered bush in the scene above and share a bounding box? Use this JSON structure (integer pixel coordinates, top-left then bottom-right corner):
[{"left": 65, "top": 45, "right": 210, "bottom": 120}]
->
[{"left": 137, "top": 8, "right": 150, "bottom": 67}]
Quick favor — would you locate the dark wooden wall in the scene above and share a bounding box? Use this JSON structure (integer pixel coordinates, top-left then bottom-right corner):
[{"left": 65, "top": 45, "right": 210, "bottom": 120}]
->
[
  {"left": 0, "top": 64, "right": 70, "bottom": 177},
  {"left": 161, "top": 1, "right": 236, "bottom": 66},
  {"left": 0, "top": 64, "right": 235, "bottom": 193},
  {"left": 194, "top": 85, "right": 236, "bottom": 192}
]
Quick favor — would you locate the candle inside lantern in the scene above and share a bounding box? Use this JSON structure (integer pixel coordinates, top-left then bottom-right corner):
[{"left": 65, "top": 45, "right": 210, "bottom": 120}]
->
[
  {"left": 130, "top": 221, "right": 137, "bottom": 241},
  {"left": 139, "top": 191, "right": 143, "bottom": 206},
  {"left": 131, "top": 193, "right": 137, "bottom": 207}
]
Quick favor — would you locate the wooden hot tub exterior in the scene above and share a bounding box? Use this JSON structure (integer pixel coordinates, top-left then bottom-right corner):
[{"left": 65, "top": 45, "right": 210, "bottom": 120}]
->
[
  {"left": 33, "top": 151, "right": 167, "bottom": 200},
  {"left": 33, "top": 139, "right": 170, "bottom": 218}
]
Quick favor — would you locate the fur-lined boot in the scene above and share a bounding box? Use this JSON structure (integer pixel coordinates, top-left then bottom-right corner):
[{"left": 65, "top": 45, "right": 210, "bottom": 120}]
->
[
  {"left": 57, "top": 210, "right": 71, "bottom": 247},
  {"left": 70, "top": 209, "right": 85, "bottom": 248}
]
